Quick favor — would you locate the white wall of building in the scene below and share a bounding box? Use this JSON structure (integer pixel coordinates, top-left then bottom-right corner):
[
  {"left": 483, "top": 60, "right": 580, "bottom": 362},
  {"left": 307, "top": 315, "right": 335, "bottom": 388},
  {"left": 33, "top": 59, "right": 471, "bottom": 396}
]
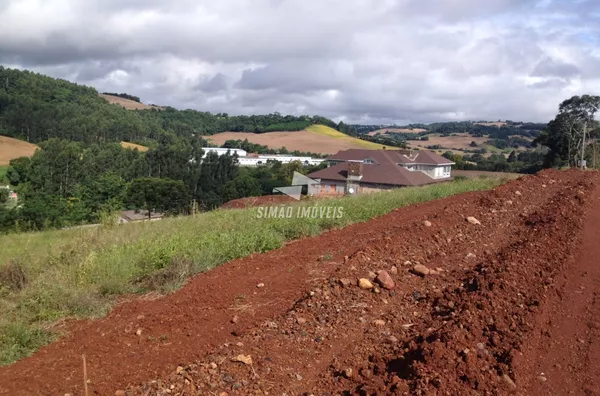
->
[{"left": 202, "top": 148, "right": 248, "bottom": 158}]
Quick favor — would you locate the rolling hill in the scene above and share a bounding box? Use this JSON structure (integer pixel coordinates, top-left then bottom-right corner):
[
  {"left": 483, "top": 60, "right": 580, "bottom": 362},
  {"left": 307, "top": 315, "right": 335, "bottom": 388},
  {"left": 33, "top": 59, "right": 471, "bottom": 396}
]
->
[
  {"left": 204, "top": 125, "right": 389, "bottom": 155},
  {"left": 0, "top": 136, "right": 38, "bottom": 166}
]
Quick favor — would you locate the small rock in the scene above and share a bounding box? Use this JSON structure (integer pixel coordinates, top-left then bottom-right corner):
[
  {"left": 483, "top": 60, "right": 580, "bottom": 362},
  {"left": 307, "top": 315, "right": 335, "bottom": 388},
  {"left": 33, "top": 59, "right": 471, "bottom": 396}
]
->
[
  {"left": 423, "top": 220, "right": 432, "bottom": 227},
  {"left": 344, "top": 368, "right": 353, "bottom": 378},
  {"left": 375, "top": 270, "right": 395, "bottom": 290},
  {"left": 209, "top": 362, "right": 218, "bottom": 369},
  {"left": 231, "top": 315, "right": 239, "bottom": 324},
  {"left": 358, "top": 278, "right": 374, "bottom": 290},
  {"left": 339, "top": 278, "right": 352, "bottom": 287},
  {"left": 367, "top": 271, "right": 377, "bottom": 280},
  {"left": 515, "top": 191, "right": 522, "bottom": 196},
  {"left": 232, "top": 354, "right": 253, "bottom": 365},
  {"left": 466, "top": 216, "right": 481, "bottom": 225},
  {"left": 360, "top": 368, "right": 372, "bottom": 378},
  {"left": 538, "top": 375, "right": 547, "bottom": 382},
  {"left": 256, "top": 283, "right": 265, "bottom": 288},
  {"left": 176, "top": 366, "right": 184, "bottom": 374},
  {"left": 466, "top": 253, "right": 476, "bottom": 259},
  {"left": 295, "top": 373, "right": 303, "bottom": 381},
  {"left": 135, "top": 328, "right": 143, "bottom": 336},
  {"left": 502, "top": 374, "right": 517, "bottom": 389},
  {"left": 505, "top": 200, "right": 513, "bottom": 205},
  {"left": 115, "top": 391, "right": 126, "bottom": 396},
  {"left": 542, "top": 184, "right": 547, "bottom": 188},
  {"left": 373, "top": 319, "right": 386, "bottom": 327},
  {"left": 404, "top": 260, "right": 412, "bottom": 266},
  {"left": 412, "top": 264, "right": 430, "bottom": 277},
  {"left": 390, "top": 266, "right": 398, "bottom": 275},
  {"left": 136, "top": 315, "right": 145, "bottom": 320},
  {"left": 297, "top": 317, "right": 307, "bottom": 325},
  {"left": 387, "top": 336, "right": 399, "bottom": 344}
]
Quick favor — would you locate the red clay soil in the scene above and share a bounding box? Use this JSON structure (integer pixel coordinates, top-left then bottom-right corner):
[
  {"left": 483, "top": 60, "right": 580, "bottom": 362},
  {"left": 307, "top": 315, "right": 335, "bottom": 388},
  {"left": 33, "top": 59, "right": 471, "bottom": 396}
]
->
[
  {"left": 0, "top": 170, "right": 599, "bottom": 395},
  {"left": 221, "top": 195, "right": 296, "bottom": 209}
]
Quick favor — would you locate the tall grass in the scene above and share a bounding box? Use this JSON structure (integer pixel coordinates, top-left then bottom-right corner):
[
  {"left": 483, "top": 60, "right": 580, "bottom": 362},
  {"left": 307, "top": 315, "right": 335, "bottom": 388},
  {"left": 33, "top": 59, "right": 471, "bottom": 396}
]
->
[{"left": 0, "top": 176, "right": 507, "bottom": 365}]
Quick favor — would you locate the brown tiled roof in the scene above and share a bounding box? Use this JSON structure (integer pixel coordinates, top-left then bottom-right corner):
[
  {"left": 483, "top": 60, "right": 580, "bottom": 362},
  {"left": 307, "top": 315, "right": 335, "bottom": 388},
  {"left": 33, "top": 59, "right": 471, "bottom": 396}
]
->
[{"left": 308, "top": 149, "right": 453, "bottom": 187}]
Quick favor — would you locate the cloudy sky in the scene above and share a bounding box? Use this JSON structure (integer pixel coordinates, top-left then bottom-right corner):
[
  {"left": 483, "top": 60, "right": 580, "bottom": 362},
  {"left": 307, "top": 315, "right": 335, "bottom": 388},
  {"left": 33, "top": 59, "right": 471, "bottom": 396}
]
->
[{"left": 1, "top": 0, "right": 599, "bottom": 124}]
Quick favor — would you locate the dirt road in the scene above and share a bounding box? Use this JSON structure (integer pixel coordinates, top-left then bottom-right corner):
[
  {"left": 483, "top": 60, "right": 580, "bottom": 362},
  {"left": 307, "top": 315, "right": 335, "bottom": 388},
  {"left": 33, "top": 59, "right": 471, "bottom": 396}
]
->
[{"left": 0, "top": 169, "right": 598, "bottom": 395}]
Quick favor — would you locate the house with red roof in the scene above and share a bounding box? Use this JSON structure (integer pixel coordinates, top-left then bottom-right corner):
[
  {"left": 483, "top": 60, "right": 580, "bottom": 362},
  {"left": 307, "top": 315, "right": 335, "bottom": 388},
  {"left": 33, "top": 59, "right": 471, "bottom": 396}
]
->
[{"left": 307, "top": 149, "right": 454, "bottom": 195}]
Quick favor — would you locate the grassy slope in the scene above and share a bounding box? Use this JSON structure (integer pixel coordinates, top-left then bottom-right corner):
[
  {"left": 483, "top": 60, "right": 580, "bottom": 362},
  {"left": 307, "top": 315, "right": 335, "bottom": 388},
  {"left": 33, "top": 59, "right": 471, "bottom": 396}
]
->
[
  {"left": 0, "top": 177, "right": 509, "bottom": 365},
  {"left": 306, "top": 124, "right": 389, "bottom": 150}
]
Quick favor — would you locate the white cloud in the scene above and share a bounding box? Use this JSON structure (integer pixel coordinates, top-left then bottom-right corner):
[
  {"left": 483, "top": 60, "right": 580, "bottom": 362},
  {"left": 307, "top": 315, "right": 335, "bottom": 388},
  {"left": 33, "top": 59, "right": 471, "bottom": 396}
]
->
[{"left": 0, "top": 0, "right": 599, "bottom": 123}]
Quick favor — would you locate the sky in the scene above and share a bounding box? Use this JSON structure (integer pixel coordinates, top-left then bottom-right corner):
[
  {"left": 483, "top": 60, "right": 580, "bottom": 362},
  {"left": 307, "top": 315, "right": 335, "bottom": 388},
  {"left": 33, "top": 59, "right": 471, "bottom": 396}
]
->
[{"left": 0, "top": 0, "right": 599, "bottom": 124}]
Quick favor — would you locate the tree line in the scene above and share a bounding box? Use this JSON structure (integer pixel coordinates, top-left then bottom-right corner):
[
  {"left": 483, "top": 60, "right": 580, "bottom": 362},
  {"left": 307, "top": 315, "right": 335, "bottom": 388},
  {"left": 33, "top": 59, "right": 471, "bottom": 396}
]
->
[
  {"left": 0, "top": 67, "right": 344, "bottom": 146},
  {"left": 0, "top": 137, "right": 325, "bottom": 233}
]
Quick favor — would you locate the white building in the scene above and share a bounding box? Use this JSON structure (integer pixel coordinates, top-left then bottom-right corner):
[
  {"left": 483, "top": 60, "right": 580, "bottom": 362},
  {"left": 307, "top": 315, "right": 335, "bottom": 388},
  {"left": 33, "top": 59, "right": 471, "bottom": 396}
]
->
[
  {"left": 202, "top": 148, "right": 248, "bottom": 158},
  {"left": 201, "top": 148, "right": 324, "bottom": 167}
]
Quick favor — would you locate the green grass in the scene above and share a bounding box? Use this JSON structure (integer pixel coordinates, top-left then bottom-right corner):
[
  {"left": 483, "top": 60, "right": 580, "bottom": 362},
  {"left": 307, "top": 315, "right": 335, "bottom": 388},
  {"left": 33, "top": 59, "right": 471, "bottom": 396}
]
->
[
  {"left": 306, "top": 124, "right": 389, "bottom": 150},
  {"left": 0, "top": 176, "right": 508, "bottom": 365}
]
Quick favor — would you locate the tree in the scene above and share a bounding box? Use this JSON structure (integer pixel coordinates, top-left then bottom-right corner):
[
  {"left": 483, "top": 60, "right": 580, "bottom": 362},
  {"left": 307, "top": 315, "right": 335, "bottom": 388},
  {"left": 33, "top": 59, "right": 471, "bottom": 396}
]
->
[
  {"left": 536, "top": 95, "right": 600, "bottom": 167},
  {"left": 6, "top": 157, "right": 31, "bottom": 186},
  {"left": 126, "top": 178, "right": 190, "bottom": 219},
  {"left": 0, "top": 189, "right": 8, "bottom": 204}
]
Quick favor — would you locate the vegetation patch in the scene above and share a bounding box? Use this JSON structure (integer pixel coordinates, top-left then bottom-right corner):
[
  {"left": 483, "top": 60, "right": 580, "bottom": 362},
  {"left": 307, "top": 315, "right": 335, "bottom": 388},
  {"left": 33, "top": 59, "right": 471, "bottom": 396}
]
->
[
  {"left": 305, "top": 124, "right": 389, "bottom": 150},
  {"left": 0, "top": 177, "right": 506, "bottom": 364}
]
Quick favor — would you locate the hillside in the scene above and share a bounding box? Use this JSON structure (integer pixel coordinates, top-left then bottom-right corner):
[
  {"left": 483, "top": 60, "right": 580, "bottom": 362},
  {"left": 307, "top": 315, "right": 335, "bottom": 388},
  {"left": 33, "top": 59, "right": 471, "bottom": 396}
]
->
[
  {"left": 100, "top": 94, "right": 161, "bottom": 110},
  {"left": 0, "top": 136, "right": 38, "bottom": 165},
  {"left": 1, "top": 170, "right": 598, "bottom": 395},
  {"left": 205, "top": 125, "right": 388, "bottom": 155},
  {"left": 0, "top": 67, "right": 341, "bottom": 145}
]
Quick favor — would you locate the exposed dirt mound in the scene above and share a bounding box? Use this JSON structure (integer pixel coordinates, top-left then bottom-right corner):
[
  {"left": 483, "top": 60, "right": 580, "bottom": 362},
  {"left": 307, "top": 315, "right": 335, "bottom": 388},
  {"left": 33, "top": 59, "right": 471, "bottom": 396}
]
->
[{"left": 1, "top": 170, "right": 599, "bottom": 396}]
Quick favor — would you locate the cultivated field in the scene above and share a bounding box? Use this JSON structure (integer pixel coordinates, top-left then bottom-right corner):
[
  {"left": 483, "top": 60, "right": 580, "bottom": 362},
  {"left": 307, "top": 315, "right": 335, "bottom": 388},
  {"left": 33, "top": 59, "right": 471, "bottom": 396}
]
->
[
  {"left": 100, "top": 94, "right": 162, "bottom": 110},
  {"left": 1, "top": 170, "right": 599, "bottom": 395},
  {"left": 204, "top": 125, "right": 388, "bottom": 154},
  {"left": 474, "top": 121, "right": 507, "bottom": 127},
  {"left": 367, "top": 127, "right": 427, "bottom": 136},
  {"left": 120, "top": 141, "right": 150, "bottom": 152},
  {"left": 411, "top": 132, "right": 488, "bottom": 150},
  {"left": 0, "top": 136, "right": 38, "bottom": 166}
]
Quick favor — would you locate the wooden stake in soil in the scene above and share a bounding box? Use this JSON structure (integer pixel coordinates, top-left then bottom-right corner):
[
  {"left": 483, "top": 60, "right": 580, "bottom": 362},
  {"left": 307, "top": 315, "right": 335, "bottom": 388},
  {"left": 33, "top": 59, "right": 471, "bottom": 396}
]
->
[{"left": 82, "top": 354, "right": 89, "bottom": 396}]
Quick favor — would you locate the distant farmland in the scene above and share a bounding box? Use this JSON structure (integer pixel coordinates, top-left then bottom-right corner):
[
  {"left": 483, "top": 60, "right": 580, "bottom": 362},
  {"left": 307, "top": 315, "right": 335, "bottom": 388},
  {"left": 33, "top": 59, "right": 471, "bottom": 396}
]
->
[
  {"left": 367, "top": 128, "right": 427, "bottom": 136},
  {"left": 120, "top": 142, "right": 149, "bottom": 152},
  {"left": 204, "top": 125, "right": 389, "bottom": 154},
  {"left": 0, "top": 136, "right": 38, "bottom": 165},
  {"left": 100, "top": 94, "right": 162, "bottom": 110}
]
